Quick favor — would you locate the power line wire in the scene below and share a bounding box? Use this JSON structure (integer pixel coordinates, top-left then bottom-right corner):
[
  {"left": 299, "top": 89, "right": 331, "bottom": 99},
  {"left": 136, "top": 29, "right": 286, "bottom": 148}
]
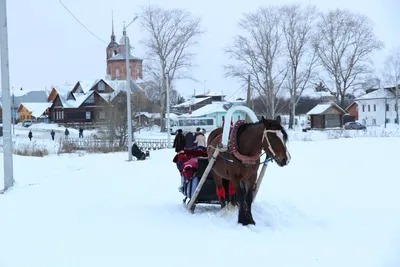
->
[{"left": 57, "top": 0, "right": 107, "bottom": 44}]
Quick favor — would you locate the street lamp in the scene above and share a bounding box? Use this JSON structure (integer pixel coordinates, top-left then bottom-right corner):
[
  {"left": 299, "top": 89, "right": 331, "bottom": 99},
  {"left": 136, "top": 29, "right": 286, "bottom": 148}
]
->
[
  {"left": 0, "top": 0, "right": 14, "bottom": 192},
  {"left": 123, "top": 15, "right": 138, "bottom": 161}
]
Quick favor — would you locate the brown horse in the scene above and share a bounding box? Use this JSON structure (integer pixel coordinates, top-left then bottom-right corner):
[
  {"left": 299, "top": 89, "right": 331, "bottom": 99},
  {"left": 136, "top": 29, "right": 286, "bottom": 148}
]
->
[{"left": 207, "top": 116, "right": 291, "bottom": 226}]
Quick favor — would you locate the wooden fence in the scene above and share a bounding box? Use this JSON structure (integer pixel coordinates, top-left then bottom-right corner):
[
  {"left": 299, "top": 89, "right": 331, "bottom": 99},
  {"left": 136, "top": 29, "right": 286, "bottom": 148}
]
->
[{"left": 60, "top": 138, "right": 173, "bottom": 151}]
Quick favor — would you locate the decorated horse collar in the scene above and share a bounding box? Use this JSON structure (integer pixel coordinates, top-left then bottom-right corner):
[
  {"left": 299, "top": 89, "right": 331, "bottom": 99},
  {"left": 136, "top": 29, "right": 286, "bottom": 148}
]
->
[{"left": 230, "top": 120, "right": 261, "bottom": 165}]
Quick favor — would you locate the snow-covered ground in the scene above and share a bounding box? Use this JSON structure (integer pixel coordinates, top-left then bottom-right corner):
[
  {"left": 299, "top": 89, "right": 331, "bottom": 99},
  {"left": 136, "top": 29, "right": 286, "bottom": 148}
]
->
[{"left": 0, "top": 136, "right": 399, "bottom": 266}]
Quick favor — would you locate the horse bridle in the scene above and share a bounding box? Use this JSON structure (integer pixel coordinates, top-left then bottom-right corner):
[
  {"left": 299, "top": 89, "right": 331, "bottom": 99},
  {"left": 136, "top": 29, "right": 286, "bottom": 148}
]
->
[{"left": 261, "top": 129, "right": 291, "bottom": 163}]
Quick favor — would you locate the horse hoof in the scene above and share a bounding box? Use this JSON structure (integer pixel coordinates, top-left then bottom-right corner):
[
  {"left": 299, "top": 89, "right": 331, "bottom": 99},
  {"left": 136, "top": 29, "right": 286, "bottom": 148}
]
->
[{"left": 227, "top": 202, "right": 237, "bottom": 211}]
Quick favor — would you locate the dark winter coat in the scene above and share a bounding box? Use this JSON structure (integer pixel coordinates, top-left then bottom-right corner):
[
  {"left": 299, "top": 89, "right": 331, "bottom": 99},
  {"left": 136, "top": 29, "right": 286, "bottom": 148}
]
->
[
  {"left": 173, "top": 133, "right": 186, "bottom": 153},
  {"left": 184, "top": 132, "right": 195, "bottom": 149},
  {"left": 28, "top": 131, "right": 32, "bottom": 139}
]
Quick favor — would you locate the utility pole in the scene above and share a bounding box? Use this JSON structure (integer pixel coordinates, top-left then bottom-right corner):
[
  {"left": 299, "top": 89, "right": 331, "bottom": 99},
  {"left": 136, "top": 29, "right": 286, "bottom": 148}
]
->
[
  {"left": 0, "top": 0, "right": 14, "bottom": 192},
  {"left": 166, "top": 69, "right": 171, "bottom": 148},
  {"left": 246, "top": 75, "right": 252, "bottom": 122},
  {"left": 123, "top": 15, "right": 138, "bottom": 161}
]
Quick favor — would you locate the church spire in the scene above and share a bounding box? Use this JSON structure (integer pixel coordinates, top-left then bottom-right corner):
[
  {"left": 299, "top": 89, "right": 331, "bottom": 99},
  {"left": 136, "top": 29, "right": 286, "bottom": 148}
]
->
[{"left": 111, "top": 11, "right": 116, "bottom": 42}]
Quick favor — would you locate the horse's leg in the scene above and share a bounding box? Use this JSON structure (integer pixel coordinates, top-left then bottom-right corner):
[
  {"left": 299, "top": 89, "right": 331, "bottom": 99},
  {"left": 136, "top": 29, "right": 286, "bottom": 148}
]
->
[
  {"left": 227, "top": 181, "right": 237, "bottom": 210},
  {"left": 242, "top": 174, "right": 257, "bottom": 225},
  {"left": 212, "top": 171, "right": 226, "bottom": 209},
  {"left": 229, "top": 177, "right": 249, "bottom": 225}
]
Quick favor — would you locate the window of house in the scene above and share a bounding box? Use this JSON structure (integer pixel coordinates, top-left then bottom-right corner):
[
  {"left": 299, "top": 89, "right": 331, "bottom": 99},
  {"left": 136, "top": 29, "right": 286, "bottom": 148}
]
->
[
  {"left": 386, "top": 118, "right": 390, "bottom": 123},
  {"left": 86, "top": 111, "right": 91, "bottom": 120},
  {"left": 115, "top": 69, "right": 120, "bottom": 79},
  {"left": 362, "top": 105, "right": 365, "bottom": 112},
  {"left": 368, "top": 105, "right": 370, "bottom": 112},
  {"left": 386, "top": 104, "right": 389, "bottom": 111},
  {"left": 372, "top": 119, "right": 376, "bottom": 125},
  {"left": 374, "top": 104, "right": 376, "bottom": 111},
  {"left": 85, "top": 94, "right": 95, "bottom": 104},
  {"left": 98, "top": 81, "right": 105, "bottom": 91}
]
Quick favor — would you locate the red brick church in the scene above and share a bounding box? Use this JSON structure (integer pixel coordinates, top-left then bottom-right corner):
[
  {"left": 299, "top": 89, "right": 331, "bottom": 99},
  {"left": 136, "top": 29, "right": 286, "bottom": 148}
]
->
[{"left": 106, "top": 20, "right": 143, "bottom": 82}]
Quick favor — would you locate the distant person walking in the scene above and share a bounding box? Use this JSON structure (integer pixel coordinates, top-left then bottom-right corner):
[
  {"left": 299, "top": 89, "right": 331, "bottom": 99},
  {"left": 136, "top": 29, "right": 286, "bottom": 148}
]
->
[
  {"left": 28, "top": 130, "right": 32, "bottom": 141},
  {"left": 64, "top": 128, "right": 69, "bottom": 139},
  {"left": 50, "top": 130, "right": 55, "bottom": 141},
  {"left": 79, "top": 127, "right": 84, "bottom": 138}
]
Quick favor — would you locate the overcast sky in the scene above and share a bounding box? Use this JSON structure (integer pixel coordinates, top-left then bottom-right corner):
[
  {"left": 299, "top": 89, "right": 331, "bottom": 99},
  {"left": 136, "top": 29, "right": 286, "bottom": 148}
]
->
[{"left": 3, "top": 0, "right": 399, "bottom": 101}]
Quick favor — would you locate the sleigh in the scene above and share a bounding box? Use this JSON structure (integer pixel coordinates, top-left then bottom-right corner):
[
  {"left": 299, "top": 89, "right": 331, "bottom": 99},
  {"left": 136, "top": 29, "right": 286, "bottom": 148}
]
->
[{"left": 173, "top": 148, "right": 231, "bottom": 211}]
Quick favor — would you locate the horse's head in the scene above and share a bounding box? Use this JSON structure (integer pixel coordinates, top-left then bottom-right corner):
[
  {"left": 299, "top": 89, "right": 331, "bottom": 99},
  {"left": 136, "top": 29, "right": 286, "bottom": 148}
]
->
[{"left": 260, "top": 116, "right": 291, "bottom": 167}]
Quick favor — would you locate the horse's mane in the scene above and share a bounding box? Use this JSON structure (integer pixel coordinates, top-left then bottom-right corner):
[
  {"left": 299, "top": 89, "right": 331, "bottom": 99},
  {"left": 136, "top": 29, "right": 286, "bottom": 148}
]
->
[{"left": 236, "top": 120, "right": 288, "bottom": 143}]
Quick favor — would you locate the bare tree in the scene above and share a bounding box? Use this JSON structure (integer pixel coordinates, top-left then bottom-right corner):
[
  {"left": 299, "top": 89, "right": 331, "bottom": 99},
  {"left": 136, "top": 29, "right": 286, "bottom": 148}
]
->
[
  {"left": 225, "top": 6, "right": 288, "bottom": 119},
  {"left": 281, "top": 4, "right": 318, "bottom": 129},
  {"left": 383, "top": 48, "right": 400, "bottom": 125},
  {"left": 100, "top": 91, "right": 147, "bottom": 148},
  {"left": 140, "top": 5, "right": 203, "bottom": 131},
  {"left": 313, "top": 9, "right": 384, "bottom": 108}
]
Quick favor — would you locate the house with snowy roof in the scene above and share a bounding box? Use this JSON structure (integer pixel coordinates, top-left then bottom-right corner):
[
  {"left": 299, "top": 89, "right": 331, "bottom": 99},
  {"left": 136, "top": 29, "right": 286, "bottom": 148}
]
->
[
  {"left": 355, "top": 87, "right": 400, "bottom": 126},
  {"left": 179, "top": 101, "right": 247, "bottom": 128},
  {"left": 18, "top": 102, "right": 52, "bottom": 122},
  {"left": 172, "top": 91, "right": 226, "bottom": 114},
  {"left": 306, "top": 102, "right": 346, "bottom": 129},
  {"left": 47, "top": 78, "right": 144, "bottom": 124}
]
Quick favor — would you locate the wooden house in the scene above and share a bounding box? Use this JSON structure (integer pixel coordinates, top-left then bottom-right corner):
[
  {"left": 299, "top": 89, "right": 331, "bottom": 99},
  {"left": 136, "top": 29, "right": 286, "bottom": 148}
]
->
[
  {"left": 18, "top": 102, "right": 52, "bottom": 121},
  {"left": 307, "top": 102, "right": 346, "bottom": 129},
  {"left": 48, "top": 79, "right": 143, "bottom": 124},
  {"left": 346, "top": 101, "right": 358, "bottom": 120}
]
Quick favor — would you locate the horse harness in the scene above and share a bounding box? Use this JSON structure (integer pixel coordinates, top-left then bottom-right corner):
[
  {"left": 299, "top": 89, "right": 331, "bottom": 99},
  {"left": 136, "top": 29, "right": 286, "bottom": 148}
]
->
[{"left": 211, "top": 120, "right": 282, "bottom": 166}]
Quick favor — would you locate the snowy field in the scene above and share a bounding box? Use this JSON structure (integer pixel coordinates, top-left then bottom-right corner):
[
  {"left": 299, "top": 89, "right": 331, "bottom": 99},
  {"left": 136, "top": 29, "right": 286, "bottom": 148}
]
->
[{"left": 0, "top": 135, "right": 400, "bottom": 266}]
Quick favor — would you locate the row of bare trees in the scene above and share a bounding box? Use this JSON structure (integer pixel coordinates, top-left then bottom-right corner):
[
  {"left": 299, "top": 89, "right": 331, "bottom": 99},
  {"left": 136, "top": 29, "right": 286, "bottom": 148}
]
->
[
  {"left": 136, "top": 3, "right": 400, "bottom": 130},
  {"left": 225, "top": 4, "right": 385, "bottom": 128}
]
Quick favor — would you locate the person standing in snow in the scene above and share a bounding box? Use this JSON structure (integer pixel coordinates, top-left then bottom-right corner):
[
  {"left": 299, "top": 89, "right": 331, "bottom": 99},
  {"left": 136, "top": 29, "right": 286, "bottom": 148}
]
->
[
  {"left": 173, "top": 129, "right": 186, "bottom": 153},
  {"left": 64, "top": 128, "right": 69, "bottom": 139},
  {"left": 50, "top": 130, "right": 55, "bottom": 141},
  {"left": 79, "top": 127, "right": 84, "bottom": 138},
  {"left": 194, "top": 130, "right": 206, "bottom": 148},
  {"left": 28, "top": 130, "right": 33, "bottom": 141},
  {"left": 184, "top": 131, "right": 195, "bottom": 149}
]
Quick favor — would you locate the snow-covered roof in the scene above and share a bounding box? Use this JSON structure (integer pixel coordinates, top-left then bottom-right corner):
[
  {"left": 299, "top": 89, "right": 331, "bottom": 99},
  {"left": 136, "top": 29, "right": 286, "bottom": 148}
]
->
[
  {"left": 57, "top": 91, "right": 95, "bottom": 108},
  {"left": 355, "top": 88, "right": 395, "bottom": 101},
  {"left": 77, "top": 80, "right": 100, "bottom": 94},
  {"left": 19, "top": 102, "right": 52, "bottom": 118},
  {"left": 307, "top": 102, "right": 346, "bottom": 115},
  {"left": 98, "top": 80, "right": 143, "bottom": 103},
  {"left": 53, "top": 85, "right": 74, "bottom": 96},
  {"left": 173, "top": 97, "right": 211, "bottom": 108},
  {"left": 180, "top": 102, "right": 230, "bottom": 117},
  {"left": 135, "top": 112, "right": 161, "bottom": 119}
]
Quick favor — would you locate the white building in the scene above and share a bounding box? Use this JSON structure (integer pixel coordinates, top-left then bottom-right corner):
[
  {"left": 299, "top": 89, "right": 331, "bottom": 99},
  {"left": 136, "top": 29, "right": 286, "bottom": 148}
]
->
[{"left": 356, "top": 88, "right": 399, "bottom": 126}]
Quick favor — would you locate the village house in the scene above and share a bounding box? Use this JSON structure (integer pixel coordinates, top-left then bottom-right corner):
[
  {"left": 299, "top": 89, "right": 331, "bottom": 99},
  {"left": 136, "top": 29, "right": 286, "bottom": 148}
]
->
[
  {"left": 18, "top": 102, "right": 52, "bottom": 122},
  {"left": 47, "top": 79, "right": 144, "bottom": 124},
  {"left": 355, "top": 87, "right": 399, "bottom": 126},
  {"left": 306, "top": 102, "right": 346, "bottom": 129},
  {"left": 172, "top": 91, "right": 226, "bottom": 114},
  {"left": 346, "top": 102, "right": 358, "bottom": 121}
]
